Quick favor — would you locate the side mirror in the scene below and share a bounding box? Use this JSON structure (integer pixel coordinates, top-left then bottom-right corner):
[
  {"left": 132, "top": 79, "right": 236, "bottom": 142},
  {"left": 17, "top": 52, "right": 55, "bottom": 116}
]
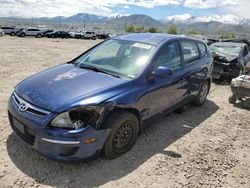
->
[{"left": 154, "top": 66, "right": 173, "bottom": 78}]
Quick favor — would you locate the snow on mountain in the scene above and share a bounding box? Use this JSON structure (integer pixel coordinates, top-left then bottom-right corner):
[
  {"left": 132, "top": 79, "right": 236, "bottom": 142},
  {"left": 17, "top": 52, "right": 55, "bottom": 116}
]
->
[
  {"left": 164, "top": 14, "right": 248, "bottom": 25},
  {"left": 164, "top": 14, "right": 192, "bottom": 23}
]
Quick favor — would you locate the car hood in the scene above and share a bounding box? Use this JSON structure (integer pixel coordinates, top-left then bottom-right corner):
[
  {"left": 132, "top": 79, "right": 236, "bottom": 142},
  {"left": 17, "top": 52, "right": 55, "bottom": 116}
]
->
[
  {"left": 15, "top": 64, "right": 132, "bottom": 113},
  {"left": 213, "top": 53, "right": 238, "bottom": 63}
]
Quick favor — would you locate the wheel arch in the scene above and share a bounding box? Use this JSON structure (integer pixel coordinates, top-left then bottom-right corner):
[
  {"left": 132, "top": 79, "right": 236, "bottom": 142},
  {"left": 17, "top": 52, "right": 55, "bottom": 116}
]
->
[{"left": 100, "top": 107, "right": 142, "bottom": 134}]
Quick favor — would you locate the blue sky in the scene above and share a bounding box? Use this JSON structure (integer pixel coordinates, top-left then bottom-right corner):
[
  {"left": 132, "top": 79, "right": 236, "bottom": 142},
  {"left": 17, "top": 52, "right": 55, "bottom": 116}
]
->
[
  {"left": 0, "top": 0, "right": 249, "bottom": 19},
  {"left": 111, "top": 5, "right": 221, "bottom": 19}
]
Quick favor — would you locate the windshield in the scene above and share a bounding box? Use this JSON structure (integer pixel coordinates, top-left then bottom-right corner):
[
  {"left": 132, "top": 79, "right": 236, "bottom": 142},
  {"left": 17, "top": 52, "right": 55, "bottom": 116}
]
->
[
  {"left": 75, "top": 39, "right": 156, "bottom": 78},
  {"left": 210, "top": 44, "right": 242, "bottom": 57}
]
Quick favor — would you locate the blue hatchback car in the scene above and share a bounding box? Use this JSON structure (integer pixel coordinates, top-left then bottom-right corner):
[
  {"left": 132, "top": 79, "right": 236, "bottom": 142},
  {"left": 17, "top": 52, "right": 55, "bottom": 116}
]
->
[{"left": 8, "top": 33, "right": 213, "bottom": 161}]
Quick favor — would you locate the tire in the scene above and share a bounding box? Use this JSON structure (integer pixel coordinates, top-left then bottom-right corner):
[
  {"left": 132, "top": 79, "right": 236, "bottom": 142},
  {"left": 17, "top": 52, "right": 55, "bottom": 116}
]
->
[
  {"left": 36, "top": 33, "right": 42, "bottom": 38},
  {"left": 92, "top": 36, "right": 96, "bottom": 40},
  {"left": 10, "top": 32, "right": 15, "bottom": 36},
  {"left": 103, "top": 111, "right": 139, "bottom": 159},
  {"left": 193, "top": 80, "right": 209, "bottom": 106},
  {"left": 228, "top": 95, "right": 237, "bottom": 104},
  {"left": 65, "top": 36, "right": 69, "bottom": 39},
  {"left": 20, "top": 33, "right": 25, "bottom": 37}
]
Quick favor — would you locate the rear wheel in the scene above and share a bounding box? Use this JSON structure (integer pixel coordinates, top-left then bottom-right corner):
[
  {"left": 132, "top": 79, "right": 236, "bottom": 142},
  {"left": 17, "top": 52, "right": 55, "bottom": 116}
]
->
[
  {"left": 36, "top": 33, "right": 42, "bottom": 38},
  {"left": 103, "top": 111, "right": 139, "bottom": 159},
  {"left": 228, "top": 95, "right": 237, "bottom": 104},
  {"left": 10, "top": 32, "right": 15, "bottom": 36},
  {"left": 193, "top": 80, "right": 209, "bottom": 106},
  {"left": 20, "top": 33, "right": 25, "bottom": 37}
]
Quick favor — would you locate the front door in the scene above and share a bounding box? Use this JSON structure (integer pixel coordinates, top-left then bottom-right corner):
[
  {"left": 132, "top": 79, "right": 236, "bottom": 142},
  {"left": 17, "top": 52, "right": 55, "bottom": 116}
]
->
[{"left": 137, "top": 41, "right": 188, "bottom": 119}]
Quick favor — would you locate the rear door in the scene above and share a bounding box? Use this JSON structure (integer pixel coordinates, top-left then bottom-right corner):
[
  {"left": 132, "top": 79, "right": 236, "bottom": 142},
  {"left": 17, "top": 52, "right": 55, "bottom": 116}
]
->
[
  {"left": 26, "top": 29, "right": 33, "bottom": 36},
  {"left": 179, "top": 40, "right": 207, "bottom": 101}
]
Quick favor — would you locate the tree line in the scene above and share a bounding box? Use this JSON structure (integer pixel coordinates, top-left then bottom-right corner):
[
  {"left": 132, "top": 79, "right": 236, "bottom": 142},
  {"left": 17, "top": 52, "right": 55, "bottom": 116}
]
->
[{"left": 125, "top": 24, "right": 236, "bottom": 39}]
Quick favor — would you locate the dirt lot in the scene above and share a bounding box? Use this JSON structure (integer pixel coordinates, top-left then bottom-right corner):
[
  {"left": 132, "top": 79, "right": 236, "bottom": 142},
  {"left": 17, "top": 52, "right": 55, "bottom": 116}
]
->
[{"left": 0, "top": 36, "right": 249, "bottom": 188}]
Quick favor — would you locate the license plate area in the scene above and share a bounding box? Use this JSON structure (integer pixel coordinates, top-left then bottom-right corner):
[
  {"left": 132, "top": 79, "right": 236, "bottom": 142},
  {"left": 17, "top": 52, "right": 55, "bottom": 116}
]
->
[
  {"left": 9, "top": 113, "right": 36, "bottom": 145},
  {"left": 13, "top": 119, "right": 25, "bottom": 134}
]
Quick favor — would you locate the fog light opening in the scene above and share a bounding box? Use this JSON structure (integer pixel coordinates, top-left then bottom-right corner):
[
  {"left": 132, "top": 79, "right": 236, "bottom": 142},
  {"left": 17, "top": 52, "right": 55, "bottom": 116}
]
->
[{"left": 83, "top": 138, "right": 97, "bottom": 144}]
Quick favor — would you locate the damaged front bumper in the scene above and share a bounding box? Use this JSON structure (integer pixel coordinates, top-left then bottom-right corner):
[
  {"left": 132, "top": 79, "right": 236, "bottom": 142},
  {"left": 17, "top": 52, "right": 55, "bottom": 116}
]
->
[{"left": 8, "top": 95, "right": 110, "bottom": 162}]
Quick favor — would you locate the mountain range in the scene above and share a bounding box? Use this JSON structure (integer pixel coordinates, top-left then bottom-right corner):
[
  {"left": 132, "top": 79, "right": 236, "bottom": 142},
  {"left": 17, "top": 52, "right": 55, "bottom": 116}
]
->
[
  {"left": 163, "top": 14, "right": 250, "bottom": 26},
  {"left": 0, "top": 13, "right": 250, "bottom": 37}
]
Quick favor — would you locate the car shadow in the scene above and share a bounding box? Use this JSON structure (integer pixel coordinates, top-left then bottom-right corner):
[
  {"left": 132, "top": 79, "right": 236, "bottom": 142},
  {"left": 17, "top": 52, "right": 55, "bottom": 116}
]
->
[
  {"left": 233, "top": 99, "right": 250, "bottom": 110},
  {"left": 6, "top": 100, "right": 219, "bottom": 187}
]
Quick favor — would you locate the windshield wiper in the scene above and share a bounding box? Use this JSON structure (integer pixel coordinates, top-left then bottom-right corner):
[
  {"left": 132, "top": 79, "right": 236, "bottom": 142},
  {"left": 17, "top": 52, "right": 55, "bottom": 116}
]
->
[{"left": 78, "top": 64, "right": 122, "bottom": 78}]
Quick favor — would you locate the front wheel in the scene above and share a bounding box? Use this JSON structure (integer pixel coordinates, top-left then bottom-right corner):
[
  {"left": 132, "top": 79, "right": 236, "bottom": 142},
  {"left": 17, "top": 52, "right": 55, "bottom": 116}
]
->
[
  {"left": 103, "top": 111, "right": 139, "bottom": 159},
  {"left": 193, "top": 80, "right": 209, "bottom": 106}
]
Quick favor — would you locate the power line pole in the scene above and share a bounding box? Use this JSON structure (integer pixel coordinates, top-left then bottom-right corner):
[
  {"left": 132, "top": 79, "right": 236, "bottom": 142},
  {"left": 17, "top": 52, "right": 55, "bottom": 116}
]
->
[{"left": 58, "top": 16, "right": 61, "bottom": 29}]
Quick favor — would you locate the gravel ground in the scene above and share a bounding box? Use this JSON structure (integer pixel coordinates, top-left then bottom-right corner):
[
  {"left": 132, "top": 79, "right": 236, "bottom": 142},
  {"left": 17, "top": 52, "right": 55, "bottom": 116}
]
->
[{"left": 0, "top": 36, "right": 249, "bottom": 188}]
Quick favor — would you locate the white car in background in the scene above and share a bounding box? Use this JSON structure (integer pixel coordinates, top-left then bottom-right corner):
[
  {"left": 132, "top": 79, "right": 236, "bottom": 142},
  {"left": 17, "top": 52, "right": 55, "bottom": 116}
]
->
[
  {"left": 69, "top": 31, "right": 77, "bottom": 38},
  {"left": 83, "top": 31, "right": 96, "bottom": 40},
  {"left": 0, "top": 29, "right": 4, "bottom": 37}
]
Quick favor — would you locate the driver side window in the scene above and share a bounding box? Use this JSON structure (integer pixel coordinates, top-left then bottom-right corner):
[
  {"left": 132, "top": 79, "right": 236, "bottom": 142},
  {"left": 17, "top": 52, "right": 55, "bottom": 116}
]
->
[{"left": 154, "top": 42, "right": 181, "bottom": 70}]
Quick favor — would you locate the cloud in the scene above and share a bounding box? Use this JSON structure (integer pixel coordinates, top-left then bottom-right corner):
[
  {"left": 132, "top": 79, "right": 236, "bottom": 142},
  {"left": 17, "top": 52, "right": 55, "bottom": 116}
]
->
[
  {"left": 0, "top": 0, "right": 248, "bottom": 19},
  {"left": 183, "top": 0, "right": 238, "bottom": 9},
  {"left": 0, "top": 0, "right": 181, "bottom": 18},
  {"left": 224, "top": 0, "right": 250, "bottom": 19}
]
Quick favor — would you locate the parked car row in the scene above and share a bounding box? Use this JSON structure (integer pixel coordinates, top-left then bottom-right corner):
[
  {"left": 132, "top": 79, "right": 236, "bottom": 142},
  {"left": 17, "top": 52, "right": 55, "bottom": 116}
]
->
[
  {"left": 6, "top": 32, "right": 250, "bottom": 163},
  {"left": 0, "top": 26, "right": 113, "bottom": 40}
]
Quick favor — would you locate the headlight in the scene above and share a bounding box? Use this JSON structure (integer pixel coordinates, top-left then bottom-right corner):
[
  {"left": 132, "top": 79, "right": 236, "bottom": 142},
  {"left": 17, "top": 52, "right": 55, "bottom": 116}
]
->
[{"left": 51, "top": 107, "right": 101, "bottom": 129}]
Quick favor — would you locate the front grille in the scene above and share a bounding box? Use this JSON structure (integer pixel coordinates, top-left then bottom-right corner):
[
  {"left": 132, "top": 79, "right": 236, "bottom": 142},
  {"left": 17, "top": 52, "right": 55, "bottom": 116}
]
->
[
  {"left": 12, "top": 92, "right": 50, "bottom": 116},
  {"left": 8, "top": 112, "right": 36, "bottom": 145}
]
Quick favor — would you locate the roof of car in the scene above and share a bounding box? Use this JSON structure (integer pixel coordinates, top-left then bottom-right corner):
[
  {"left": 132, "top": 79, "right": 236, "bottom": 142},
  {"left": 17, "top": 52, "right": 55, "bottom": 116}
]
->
[
  {"left": 113, "top": 33, "right": 188, "bottom": 45},
  {"left": 211, "top": 42, "right": 246, "bottom": 47}
]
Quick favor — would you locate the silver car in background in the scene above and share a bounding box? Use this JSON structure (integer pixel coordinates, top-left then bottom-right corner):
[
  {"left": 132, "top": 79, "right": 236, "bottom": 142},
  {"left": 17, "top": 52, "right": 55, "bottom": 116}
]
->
[
  {"left": 17, "top": 28, "right": 44, "bottom": 38},
  {"left": 1, "top": 26, "right": 18, "bottom": 36}
]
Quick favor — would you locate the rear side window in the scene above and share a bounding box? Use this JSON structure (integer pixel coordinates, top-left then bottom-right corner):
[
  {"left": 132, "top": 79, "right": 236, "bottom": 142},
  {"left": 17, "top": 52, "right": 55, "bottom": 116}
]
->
[
  {"left": 197, "top": 42, "right": 207, "bottom": 58},
  {"left": 154, "top": 41, "right": 181, "bottom": 70},
  {"left": 180, "top": 40, "right": 199, "bottom": 64}
]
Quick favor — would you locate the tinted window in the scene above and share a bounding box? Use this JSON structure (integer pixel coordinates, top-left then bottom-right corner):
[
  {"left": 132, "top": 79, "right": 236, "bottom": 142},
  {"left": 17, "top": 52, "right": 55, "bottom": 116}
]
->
[
  {"left": 2, "top": 27, "right": 14, "bottom": 29},
  {"left": 180, "top": 40, "right": 199, "bottom": 64},
  {"left": 154, "top": 42, "right": 181, "bottom": 70},
  {"left": 86, "top": 32, "right": 91, "bottom": 34},
  {"left": 197, "top": 42, "right": 207, "bottom": 58}
]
